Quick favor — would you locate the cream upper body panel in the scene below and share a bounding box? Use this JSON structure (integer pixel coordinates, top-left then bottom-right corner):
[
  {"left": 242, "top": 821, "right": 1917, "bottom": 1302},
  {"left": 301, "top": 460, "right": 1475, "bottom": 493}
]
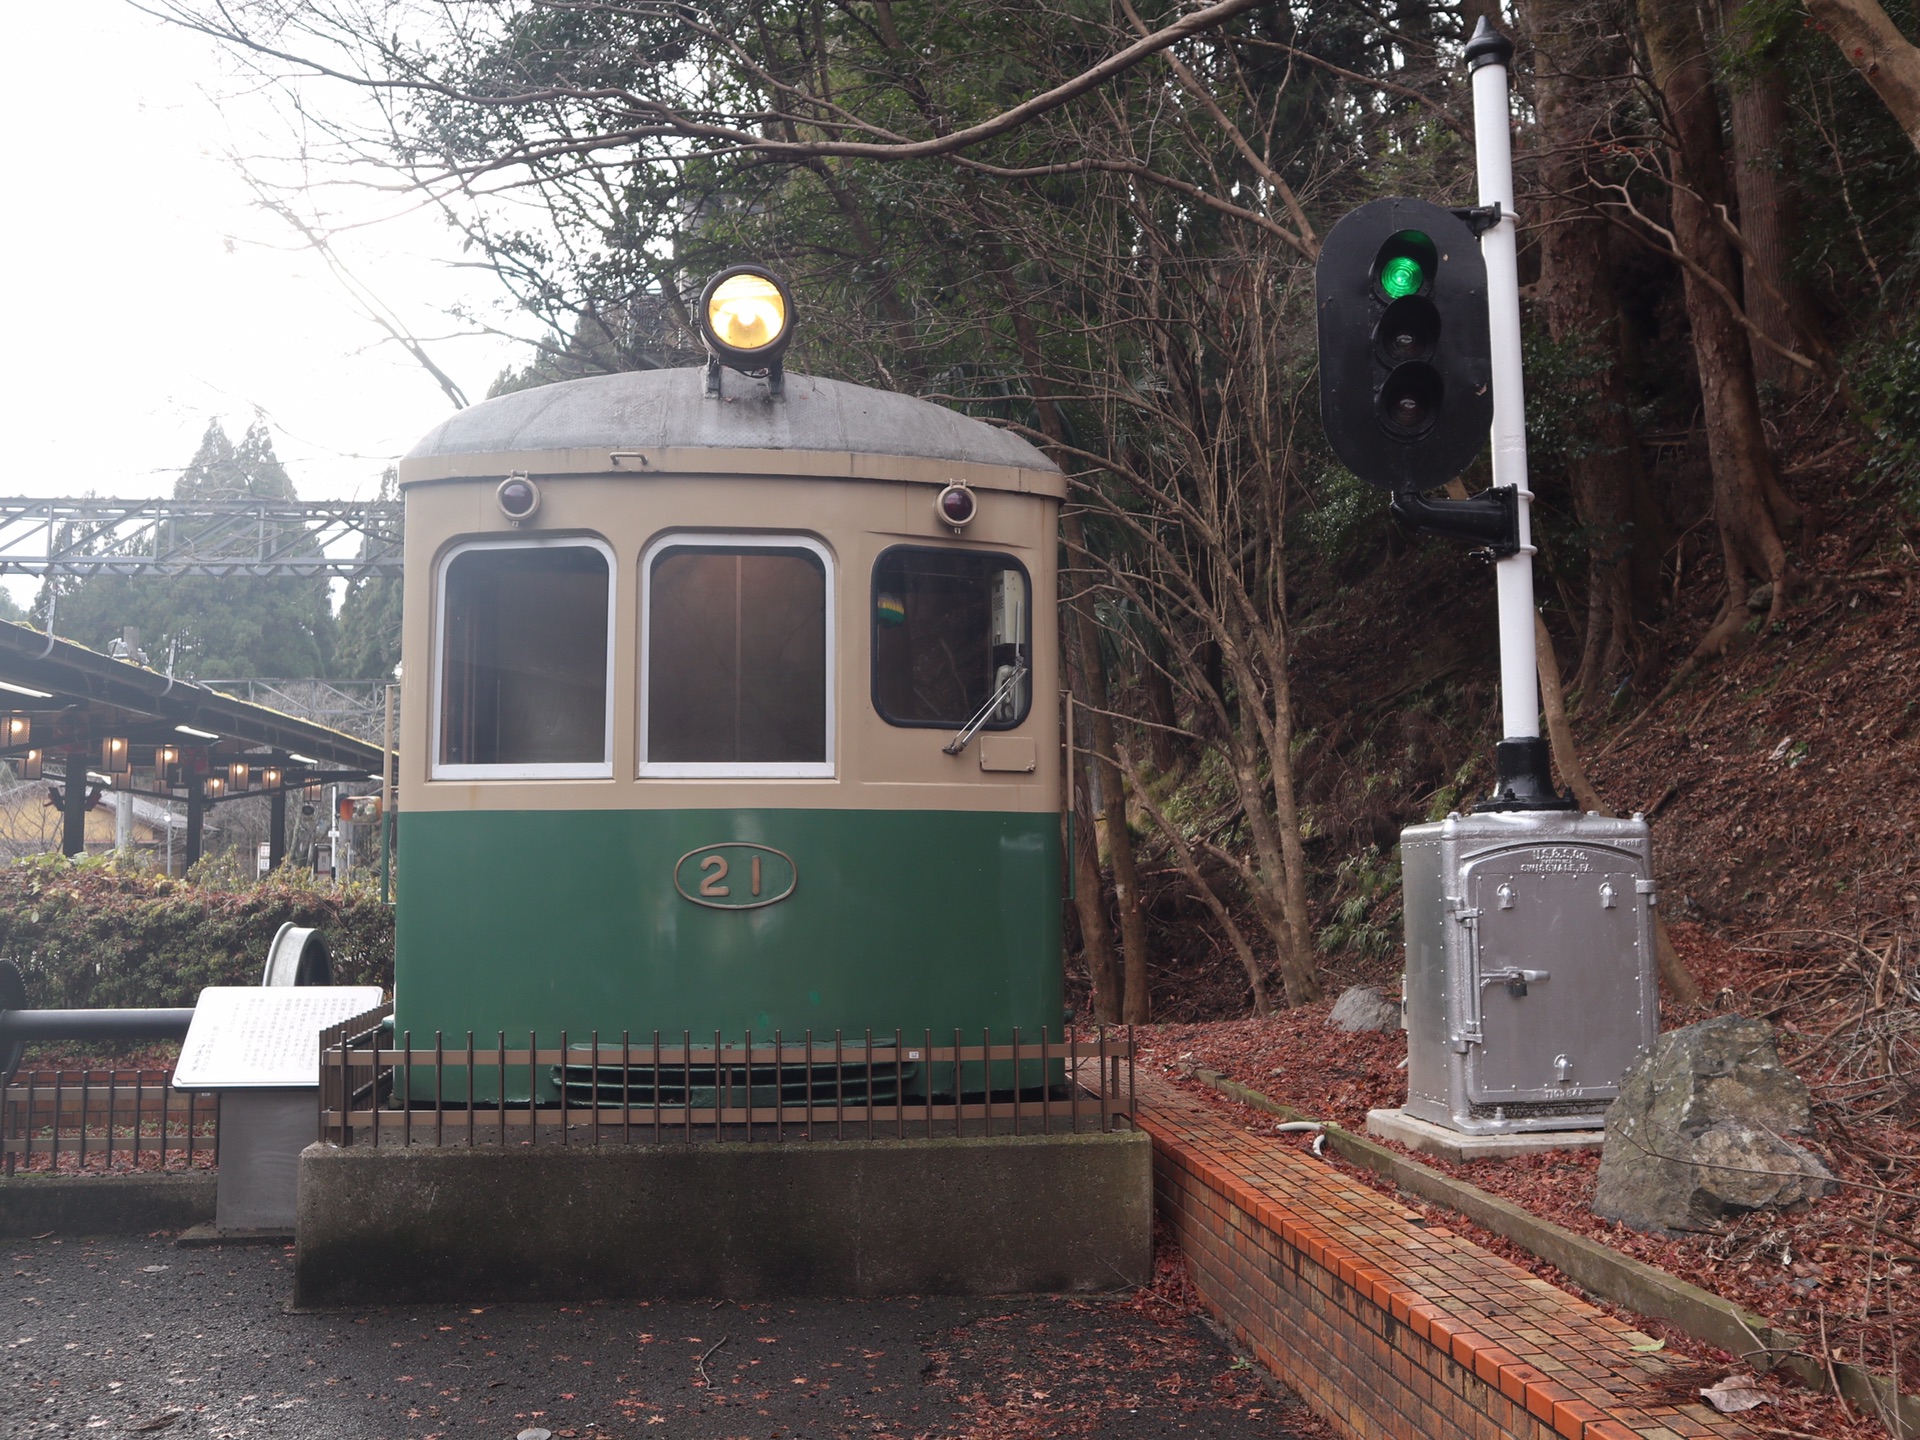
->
[{"left": 398, "top": 370, "right": 1061, "bottom": 818}]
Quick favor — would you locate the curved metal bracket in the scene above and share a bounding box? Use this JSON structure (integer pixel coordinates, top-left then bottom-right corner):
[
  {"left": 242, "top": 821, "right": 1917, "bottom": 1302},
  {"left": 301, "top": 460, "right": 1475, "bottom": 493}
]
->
[{"left": 1388, "top": 486, "right": 1519, "bottom": 558}]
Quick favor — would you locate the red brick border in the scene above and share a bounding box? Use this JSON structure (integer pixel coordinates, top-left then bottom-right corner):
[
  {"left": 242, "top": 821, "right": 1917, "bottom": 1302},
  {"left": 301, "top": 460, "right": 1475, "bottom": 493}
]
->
[{"left": 1137, "top": 1075, "right": 1763, "bottom": 1440}]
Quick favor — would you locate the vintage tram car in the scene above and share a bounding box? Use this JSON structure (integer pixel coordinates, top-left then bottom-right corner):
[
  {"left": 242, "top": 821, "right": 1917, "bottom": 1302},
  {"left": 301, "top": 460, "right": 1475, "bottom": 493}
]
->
[{"left": 391, "top": 281, "right": 1064, "bottom": 1100}]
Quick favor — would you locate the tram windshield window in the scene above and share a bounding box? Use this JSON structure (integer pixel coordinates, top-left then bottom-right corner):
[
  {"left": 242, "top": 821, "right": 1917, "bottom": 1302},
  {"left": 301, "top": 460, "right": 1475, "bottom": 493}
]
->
[
  {"left": 645, "top": 542, "right": 829, "bottom": 770},
  {"left": 438, "top": 542, "right": 612, "bottom": 772},
  {"left": 872, "top": 548, "right": 1030, "bottom": 728}
]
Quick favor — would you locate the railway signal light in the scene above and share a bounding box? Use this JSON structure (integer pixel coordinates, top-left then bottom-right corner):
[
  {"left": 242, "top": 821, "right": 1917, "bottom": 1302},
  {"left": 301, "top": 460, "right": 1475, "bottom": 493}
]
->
[{"left": 1315, "top": 197, "right": 1493, "bottom": 493}]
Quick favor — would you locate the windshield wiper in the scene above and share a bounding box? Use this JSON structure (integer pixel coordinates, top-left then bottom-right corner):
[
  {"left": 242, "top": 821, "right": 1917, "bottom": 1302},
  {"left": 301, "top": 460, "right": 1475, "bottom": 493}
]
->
[{"left": 942, "top": 661, "right": 1030, "bottom": 756}]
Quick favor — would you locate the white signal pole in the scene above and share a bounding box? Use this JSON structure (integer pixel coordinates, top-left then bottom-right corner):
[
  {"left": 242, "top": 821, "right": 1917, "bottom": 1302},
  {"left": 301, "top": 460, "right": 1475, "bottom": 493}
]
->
[
  {"left": 1466, "top": 19, "right": 1557, "bottom": 804},
  {"left": 1469, "top": 20, "right": 1535, "bottom": 738}
]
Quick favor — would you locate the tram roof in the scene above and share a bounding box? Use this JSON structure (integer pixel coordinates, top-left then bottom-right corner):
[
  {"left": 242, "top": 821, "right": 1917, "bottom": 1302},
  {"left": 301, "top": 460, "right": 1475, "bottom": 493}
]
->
[{"left": 399, "top": 368, "right": 1062, "bottom": 494}]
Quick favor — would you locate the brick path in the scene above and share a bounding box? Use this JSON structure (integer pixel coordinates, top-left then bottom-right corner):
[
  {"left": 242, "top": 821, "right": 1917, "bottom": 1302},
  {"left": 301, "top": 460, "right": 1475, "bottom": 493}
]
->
[{"left": 1135, "top": 1070, "right": 1765, "bottom": 1440}]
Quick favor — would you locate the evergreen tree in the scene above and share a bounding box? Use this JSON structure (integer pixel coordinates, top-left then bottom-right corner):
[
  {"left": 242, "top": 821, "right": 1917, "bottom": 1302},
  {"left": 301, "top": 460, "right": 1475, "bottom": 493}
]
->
[
  {"left": 37, "top": 421, "right": 337, "bottom": 678},
  {"left": 333, "top": 468, "right": 403, "bottom": 680}
]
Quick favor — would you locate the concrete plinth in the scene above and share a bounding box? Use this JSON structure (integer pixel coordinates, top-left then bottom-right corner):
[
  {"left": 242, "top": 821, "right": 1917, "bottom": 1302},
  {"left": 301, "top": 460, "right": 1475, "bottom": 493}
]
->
[
  {"left": 0, "top": 1174, "right": 215, "bottom": 1238},
  {"left": 295, "top": 1129, "right": 1151, "bottom": 1308},
  {"left": 1366, "top": 1107, "right": 1606, "bottom": 1163}
]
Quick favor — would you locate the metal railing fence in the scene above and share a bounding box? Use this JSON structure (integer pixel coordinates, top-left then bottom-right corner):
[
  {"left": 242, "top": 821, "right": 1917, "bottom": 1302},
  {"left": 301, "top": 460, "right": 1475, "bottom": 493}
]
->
[
  {"left": 2, "top": 1069, "right": 218, "bottom": 1175},
  {"left": 320, "top": 1005, "right": 1134, "bottom": 1147}
]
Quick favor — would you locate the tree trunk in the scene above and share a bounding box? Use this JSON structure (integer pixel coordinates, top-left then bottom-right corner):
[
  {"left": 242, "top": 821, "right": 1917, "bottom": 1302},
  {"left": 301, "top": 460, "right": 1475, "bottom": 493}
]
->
[
  {"left": 1262, "top": 637, "right": 1323, "bottom": 1008},
  {"left": 1535, "top": 612, "right": 1706, "bottom": 1006},
  {"left": 1638, "top": 0, "right": 1799, "bottom": 643},
  {"left": 1456, "top": 0, "right": 1503, "bottom": 42},
  {"left": 1720, "top": 0, "right": 1817, "bottom": 396},
  {"left": 1064, "top": 647, "right": 1124, "bottom": 1023},
  {"left": 1063, "top": 508, "right": 1155, "bottom": 1025},
  {"left": 1806, "top": 0, "right": 1920, "bottom": 155},
  {"left": 987, "top": 259, "right": 1153, "bottom": 1023},
  {"left": 1525, "top": 0, "right": 1646, "bottom": 699},
  {"left": 1142, "top": 649, "right": 1180, "bottom": 773},
  {"left": 1112, "top": 740, "right": 1271, "bottom": 1016}
]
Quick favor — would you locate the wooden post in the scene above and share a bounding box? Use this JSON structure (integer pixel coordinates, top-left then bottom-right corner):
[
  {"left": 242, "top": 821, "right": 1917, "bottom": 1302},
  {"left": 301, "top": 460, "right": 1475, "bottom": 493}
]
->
[
  {"left": 185, "top": 774, "right": 204, "bottom": 870},
  {"left": 268, "top": 784, "right": 287, "bottom": 872},
  {"left": 61, "top": 750, "right": 88, "bottom": 857}
]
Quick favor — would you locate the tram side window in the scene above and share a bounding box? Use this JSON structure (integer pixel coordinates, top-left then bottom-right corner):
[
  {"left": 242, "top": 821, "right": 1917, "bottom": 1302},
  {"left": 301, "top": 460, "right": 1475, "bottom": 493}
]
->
[
  {"left": 872, "top": 547, "right": 1030, "bottom": 728},
  {"left": 645, "top": 543, "right": 829, "bottom": 769},
  {"left": 438, "top": 543, "right": 612, "bottom": 771}
]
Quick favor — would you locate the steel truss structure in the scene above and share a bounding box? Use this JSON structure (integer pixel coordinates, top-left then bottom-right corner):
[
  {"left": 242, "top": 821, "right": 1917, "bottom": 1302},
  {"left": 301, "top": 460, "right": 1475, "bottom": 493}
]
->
[
  {"left": 0, "top": 497, "right": 403, "bottom": 579},
  {"left": 197, "top": 678, "right": 396, "bottom": 745}
]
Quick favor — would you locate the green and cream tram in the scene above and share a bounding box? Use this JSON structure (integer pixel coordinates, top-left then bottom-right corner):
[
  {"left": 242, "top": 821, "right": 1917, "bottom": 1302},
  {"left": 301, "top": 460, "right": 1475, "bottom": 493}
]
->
[{"left": 390, "top": 275, "right": 1064, "bottom": 1101}]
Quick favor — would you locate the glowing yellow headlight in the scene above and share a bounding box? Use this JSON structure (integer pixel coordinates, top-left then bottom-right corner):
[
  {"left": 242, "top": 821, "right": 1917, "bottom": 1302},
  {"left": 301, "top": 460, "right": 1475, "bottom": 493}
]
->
[{"left": 705, "top": 273, "right": 788, "bottom": 353}]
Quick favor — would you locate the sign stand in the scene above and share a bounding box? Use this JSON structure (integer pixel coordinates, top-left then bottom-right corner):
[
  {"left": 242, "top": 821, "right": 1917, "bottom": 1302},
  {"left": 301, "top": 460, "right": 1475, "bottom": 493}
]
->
[{"left": 173, "top": 986, "right": 383, "bottom": 1238}]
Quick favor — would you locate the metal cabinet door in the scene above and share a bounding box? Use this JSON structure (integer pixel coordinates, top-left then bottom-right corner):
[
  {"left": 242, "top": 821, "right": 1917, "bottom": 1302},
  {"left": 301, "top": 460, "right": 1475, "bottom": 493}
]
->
[{"left": 1463, "top": 853, "right": 1647, "bottom": 1105}]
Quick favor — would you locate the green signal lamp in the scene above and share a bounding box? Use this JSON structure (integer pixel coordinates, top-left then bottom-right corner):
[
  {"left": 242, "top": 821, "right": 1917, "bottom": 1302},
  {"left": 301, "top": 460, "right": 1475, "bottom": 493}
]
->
[
  {"left": 1373, "top": 231, "right": 1435, "bottom": 300},
  {"left": 1379, "top": 254, "right": 1426, "bottom": 299}
]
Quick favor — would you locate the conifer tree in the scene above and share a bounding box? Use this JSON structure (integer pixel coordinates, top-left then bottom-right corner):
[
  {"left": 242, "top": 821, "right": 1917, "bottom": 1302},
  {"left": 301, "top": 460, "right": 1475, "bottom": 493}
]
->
[{"left": 37, "top": 420, "right": 336, "bottom": 679}]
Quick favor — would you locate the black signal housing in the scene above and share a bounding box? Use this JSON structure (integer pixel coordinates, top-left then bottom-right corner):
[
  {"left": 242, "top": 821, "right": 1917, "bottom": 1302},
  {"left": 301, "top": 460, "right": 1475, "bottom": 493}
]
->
[{"left": 1315, "top": 197, "right": 1493, "bottom": 492}]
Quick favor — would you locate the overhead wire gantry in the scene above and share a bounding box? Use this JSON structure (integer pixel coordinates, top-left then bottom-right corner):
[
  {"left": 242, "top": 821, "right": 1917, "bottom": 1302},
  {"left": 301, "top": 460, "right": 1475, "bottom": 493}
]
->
[{"left": 0, "top": 497, "right": 403, "bottom": 580}]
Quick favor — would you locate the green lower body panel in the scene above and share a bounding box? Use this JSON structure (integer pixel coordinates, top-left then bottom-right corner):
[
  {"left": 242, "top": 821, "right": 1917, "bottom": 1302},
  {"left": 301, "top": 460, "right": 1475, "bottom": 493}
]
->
[{"left": 394, "top": 807, "right": 1064, "bottom": 1101}]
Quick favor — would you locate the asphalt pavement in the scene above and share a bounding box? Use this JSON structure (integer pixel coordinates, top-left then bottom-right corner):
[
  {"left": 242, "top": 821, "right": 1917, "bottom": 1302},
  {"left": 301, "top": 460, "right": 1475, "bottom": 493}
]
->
[{"left": 5, "top": 1233, "right": 1319, "bottom": 1439}]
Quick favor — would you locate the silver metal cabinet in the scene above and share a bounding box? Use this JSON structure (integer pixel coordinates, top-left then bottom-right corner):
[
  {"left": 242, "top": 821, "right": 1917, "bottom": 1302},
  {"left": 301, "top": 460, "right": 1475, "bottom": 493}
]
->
[{"left": 1400, "top": 811, "right": 1658, "bottom": 1134}]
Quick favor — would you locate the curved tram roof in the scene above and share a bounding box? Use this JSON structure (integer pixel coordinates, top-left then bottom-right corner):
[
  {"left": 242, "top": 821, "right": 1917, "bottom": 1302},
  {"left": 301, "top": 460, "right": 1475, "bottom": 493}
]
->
[{"left": 399, "top": 368, "right": 1062, "bottom": 495}]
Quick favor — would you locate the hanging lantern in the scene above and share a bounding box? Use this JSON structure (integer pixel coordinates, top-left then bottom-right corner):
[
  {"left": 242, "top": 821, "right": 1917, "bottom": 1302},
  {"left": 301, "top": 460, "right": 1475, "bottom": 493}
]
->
[
  {"left": 303, "top": 780, "right": 323, "bottom": 803},
  {"left": 227, "top": 760, "right": 250, "bottom": 791},
  {"left": 101, "top": 736, "right": 131, "bottom": 776},
  {"left": 155, "top": 742, "right": 181, "bottom": 769},
  {"left": 4, "top": 715, "right": 30, "bottom": 747},
  {"left": 203, "top": 774, "right": 226, "bottom": 799},
  {"left": 260, "top": 764, "right": 283, "bottom": 791},
  {"left": 19, "top": 748, "right": 41, "bottom": 781}
]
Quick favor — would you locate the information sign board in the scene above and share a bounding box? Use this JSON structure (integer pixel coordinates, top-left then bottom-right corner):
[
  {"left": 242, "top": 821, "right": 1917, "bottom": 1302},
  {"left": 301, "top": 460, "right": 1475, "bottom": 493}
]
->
[{"left": 173, "top": 986, "right": 385, "bottom": 1090}]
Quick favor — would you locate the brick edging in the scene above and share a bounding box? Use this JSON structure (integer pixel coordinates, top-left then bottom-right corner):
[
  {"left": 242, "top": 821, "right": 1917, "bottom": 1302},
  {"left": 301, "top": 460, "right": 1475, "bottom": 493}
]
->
[
  {"left": 1138, "top": 1081, "right": 1767, "bottom": 1440},
  {"left": 1194, "top": 1068, "right": 1920, "bottom": 1433}
]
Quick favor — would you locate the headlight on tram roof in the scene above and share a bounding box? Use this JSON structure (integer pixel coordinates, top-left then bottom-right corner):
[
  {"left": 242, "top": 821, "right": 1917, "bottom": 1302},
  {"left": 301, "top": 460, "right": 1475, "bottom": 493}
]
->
[
  {"left": 698, "top": 266, "right": 795, "bottom": 394},
  {"left": 705, "top": 273, "right": 787, "bottom": 353}
]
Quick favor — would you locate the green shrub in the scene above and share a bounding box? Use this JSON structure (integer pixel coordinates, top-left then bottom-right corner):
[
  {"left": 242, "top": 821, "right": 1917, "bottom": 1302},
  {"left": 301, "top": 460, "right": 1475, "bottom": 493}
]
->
[
  {"left": 1855, "top": 311, "right": 1920, "bottom": 509},
  {"left": 1316, "top": 845, "right": 1401, "bottom": 963},
  {"left": 1301, "top": 465, "right": 1387, "bottom": 563},
  {"left": 0, "top": 854, "right": 393, "bottom": 1010}
]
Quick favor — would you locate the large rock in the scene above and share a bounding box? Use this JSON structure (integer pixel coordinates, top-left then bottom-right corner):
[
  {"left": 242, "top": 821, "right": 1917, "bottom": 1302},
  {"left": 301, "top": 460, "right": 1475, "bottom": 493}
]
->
[
  {"left": 1328, "top": 985, "right": 1401, "bottom": 1033},
  {"left": 1594, "top": 1015, "right": 1836, "bottom": 1234}
]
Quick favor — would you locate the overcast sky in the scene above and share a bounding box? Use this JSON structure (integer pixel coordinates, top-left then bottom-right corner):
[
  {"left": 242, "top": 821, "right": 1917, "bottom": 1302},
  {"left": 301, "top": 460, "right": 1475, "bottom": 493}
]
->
[{"left": 0, "top": 3, "right": 528, "bottom": 562}]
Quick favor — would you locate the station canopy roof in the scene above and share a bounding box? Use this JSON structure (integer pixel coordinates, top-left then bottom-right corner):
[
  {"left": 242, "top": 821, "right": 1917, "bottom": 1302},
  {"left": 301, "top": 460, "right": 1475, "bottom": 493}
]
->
[{"left": 0, "top": 619, "right": 387, "bottom": 798}]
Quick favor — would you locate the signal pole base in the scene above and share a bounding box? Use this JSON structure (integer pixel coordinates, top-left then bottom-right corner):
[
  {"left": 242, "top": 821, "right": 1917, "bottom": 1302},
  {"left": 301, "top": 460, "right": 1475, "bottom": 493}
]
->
[
  {"left": 1481, "top": 737, "right": 1574, "bottom": 812},
  {"left": 1367, "top": 1107, "right": 1605, "bottom": 1162}
]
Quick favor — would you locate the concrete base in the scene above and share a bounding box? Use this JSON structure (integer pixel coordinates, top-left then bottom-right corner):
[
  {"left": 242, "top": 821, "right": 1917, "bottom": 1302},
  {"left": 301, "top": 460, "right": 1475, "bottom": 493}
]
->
[
  {"left": 0, "top": 1174, "right": 216, "bottom": 1237},
  {"left": 295, "top": 1129, "right": 1152, "bottom": 1308},
  {"left": 177, "top": 1223, "right": 293, "bottom": 1248},
  {"left": 1366, "top": 1108, "right": 1607, "bottom": 1163}
]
